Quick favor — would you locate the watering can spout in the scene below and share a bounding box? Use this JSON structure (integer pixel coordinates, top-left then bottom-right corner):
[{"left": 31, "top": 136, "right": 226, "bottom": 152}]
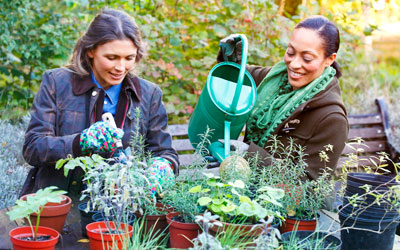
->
[{"left": 188, "top": 34, "right": 257, "bottom": 163}]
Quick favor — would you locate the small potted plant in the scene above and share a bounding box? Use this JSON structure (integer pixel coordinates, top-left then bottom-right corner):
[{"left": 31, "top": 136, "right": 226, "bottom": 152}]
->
[
  {"left": 249, "top": 137, "right": 334, "bottom": 233},
  {"left": 20, "top": 188, "right": 72, "bottom": 234},
  {"left": 7, "top": 186, "right": 66, "bottom": 250},
  {"left": 162, "top": 181, "right": 205, "bottom": 249},
  {"left": 191, "top": 172, "right": 284, "bottom": 243}
]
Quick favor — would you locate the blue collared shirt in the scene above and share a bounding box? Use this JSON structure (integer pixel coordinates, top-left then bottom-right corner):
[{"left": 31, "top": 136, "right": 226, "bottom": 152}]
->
[{"left": 90, "top": 72, "right": 122, "bottom": 116}]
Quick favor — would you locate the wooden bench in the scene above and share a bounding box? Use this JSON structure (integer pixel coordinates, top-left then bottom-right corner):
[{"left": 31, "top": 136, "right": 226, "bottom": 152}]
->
[{"left": 169, "top": 98, "right": 400, "bottom": 174}]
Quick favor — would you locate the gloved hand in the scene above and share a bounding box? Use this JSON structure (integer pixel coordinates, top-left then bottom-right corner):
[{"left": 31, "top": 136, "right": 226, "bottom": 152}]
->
[
  {"left": 80, "top": 121, "right": 124, "bottom": 154},
  {"left": 216, "top": 34, "right": 243, "bottom": 63},
  {"left": 146, "top": 157, "right": 175, "bottom": 196}
]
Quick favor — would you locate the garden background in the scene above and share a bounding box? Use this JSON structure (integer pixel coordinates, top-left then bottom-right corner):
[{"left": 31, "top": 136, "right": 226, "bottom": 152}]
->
[{"left": 0, "top": 0, "right": 399, "bottom": 209}]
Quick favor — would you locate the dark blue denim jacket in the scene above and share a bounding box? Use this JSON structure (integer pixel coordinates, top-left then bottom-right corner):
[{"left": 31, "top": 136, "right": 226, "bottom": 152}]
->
[{"left": 21, "top": 67, "right": 179, "bottom": 196}]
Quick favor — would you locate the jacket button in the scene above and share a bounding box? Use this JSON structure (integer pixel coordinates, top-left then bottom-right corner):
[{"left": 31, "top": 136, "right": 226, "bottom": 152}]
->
[{"left": 92, "top": 91, "right": 97, "bottom": 97}]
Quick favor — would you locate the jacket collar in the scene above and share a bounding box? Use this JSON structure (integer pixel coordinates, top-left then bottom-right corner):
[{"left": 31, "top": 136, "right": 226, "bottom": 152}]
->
[{"left": 71, "top": 73, "right": 142, "bottom": 102}]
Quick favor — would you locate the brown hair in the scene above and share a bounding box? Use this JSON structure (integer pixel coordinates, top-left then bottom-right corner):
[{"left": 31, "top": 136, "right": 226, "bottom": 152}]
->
[{"left": 69, "top": 9, "right": 145, "bottom": 76}]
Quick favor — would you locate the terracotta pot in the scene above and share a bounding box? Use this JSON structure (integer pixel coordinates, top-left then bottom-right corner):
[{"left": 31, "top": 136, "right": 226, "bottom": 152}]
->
[
  {"left": 208, "top": 219, "right": 264, "bottom": 239},
  {"left": 166, "top": 212, "right": 201, "bottom": 249},
  {"left": 86, "top": 221, "right": 133, "bottom": 250},
  {"left": 279, "top": 216, "right": 318, "bottom": 233},
  {"left": 21, "top": 194, "right": 72, "bottom": 233},
  {"left": 135, "top": 203, "right": 173, "bottom": 238},
  {"left": 9, "top": 226, "right": 60, "bottom": 250}
]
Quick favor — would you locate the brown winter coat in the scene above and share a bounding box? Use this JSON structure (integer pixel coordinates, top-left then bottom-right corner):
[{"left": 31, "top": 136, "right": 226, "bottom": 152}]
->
[{"left": 245, "top": 65, "right": 349, "bottom": 180}]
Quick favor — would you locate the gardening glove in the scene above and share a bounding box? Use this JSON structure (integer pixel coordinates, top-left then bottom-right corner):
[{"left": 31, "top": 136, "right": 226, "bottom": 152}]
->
[
  {"left": 80, "top": 121, "right": 124, "bottom": 154},
  {"left": 146, "top": 157, "right": 175, "bottom": 196},
  {"left": 216, "top": 34, "right": 243, "bottom": 63}
]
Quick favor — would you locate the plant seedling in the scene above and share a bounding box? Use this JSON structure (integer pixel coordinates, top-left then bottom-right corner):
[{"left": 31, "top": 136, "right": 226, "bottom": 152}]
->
[{"left": 7, "top": 186, "right": 66, "bottom": 241}]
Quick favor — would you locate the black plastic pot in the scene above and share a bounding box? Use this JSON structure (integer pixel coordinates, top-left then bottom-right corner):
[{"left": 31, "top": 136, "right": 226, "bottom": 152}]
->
[
  {"left": 339, "top": 211, "right": 399, "bottom": 250},
  {"left": 347, "top": 173, "right": 399, "bottom": 187},
  {"left": 281, "top": 230, "right": 341, "bottom": 250},
  {"left": 340, "top": 203, "right": 398, "bottom": 221},
  {"left": 78, "top": 202, "right": 98, "bottom": 237}
]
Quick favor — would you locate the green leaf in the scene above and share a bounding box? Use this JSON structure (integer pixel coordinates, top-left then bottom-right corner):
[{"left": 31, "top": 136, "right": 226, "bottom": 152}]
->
[
  {"left": 198, "top": 197, "right": 212, "bottom": 206},
  {"left": 55, "top": 158, "right": 68, "bottom": 170},
  {"left": 238, "top": 203, "right": 254, "bottom": 217},
  {"left": 189, "top": 185, "right": 202, "bottom": 193},
  {"left": 229, "top": 180, "right": 245, "bottom": 189},
  {"left": 220, "top": 203, "right": 236, "bottom": 213},
  {"left": 212, "top": 198, "right": 223, "bottom": 205},
  {"left": 239, "top": 195, "right": 252, "bottom": 204}
]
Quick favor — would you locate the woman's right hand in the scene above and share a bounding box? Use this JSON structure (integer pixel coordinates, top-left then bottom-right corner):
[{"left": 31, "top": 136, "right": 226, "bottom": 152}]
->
[
  {"left": 80, "top": 121, "right": 124, "bottom": 154},
  {"left": 216, "top": 34, "right": 243, "bottom": 63}
]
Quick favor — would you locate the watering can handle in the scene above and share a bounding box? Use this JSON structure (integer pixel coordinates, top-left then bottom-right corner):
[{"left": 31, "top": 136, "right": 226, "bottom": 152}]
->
[{"left": 229, "top": 34, "right": 248, "bottom": 114}]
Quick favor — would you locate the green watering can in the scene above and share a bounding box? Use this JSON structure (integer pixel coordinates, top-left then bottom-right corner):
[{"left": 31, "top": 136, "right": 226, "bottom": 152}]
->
[{"left": 188, "top": 34, "right": 257, "bottom": 163}]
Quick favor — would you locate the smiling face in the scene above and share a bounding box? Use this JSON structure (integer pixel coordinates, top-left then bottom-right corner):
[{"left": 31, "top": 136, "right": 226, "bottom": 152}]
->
[
  {"left": 283, "top": 28, "right": 336, "bottom": 90},
  {"left": 88, "top": 39, "right": 137, "bottom": 90}
]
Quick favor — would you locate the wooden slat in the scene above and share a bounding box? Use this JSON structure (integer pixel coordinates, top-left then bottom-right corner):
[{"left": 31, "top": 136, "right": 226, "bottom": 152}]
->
[
  {"left": 348, "top": 114, "right": 382, "bottom": 126},
  {"left": 179, "top": 154, "right": 200, "bottom": 166},
  {"left": 348, "top": 126, "right": 385, "bottom": 140},
  {"left": 341, "top": 140, "right": 387, "bottom": 155},
  {"left": 172, "top": 139, "right": 194, "bottom": 152},
  {"left": 168, "top": 124, "right": 189, "bottom": 137}
]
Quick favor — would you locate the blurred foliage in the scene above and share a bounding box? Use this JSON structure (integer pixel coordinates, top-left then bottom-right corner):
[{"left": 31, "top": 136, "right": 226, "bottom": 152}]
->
[
  {"left": 0, "top": 0, "right": 83, "bottom": 121},
  {"left": 0, "top": 0, "right": 398, "bottom": 124}
]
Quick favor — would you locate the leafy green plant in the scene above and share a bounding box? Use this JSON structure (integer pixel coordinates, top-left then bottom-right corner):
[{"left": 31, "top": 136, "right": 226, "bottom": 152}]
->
[
  {"left": 191, "top": 172, "right": 283, "bottom": 224},
  {"left": 7, "top": 186, "right": 66, "bottom": 240}
]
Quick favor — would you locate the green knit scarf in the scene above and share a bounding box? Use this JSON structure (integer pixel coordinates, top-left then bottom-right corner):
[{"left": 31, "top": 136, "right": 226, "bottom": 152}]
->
[{"left": 246, "top": 60, "right": 336, "bottom": 148}]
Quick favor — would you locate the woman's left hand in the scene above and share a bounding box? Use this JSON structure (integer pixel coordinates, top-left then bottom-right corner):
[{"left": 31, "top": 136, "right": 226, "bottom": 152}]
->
[{"left": 146, "top": 157, "right": 175, "bottom": 195}]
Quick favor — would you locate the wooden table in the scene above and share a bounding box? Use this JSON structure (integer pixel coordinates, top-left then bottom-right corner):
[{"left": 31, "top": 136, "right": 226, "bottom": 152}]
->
[{"left": 1, "top": 203, "right": 400, "bottom": 249}]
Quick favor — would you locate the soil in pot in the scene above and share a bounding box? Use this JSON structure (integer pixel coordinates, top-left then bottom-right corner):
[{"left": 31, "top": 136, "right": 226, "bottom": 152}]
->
[
  {"left": 9, "top": 226, "right": 60, "bottom": 250},
  {"left": 281, "top": 230, "right": 341, "bottom": 250},
  {"left": 86, "top": 221, "right": 133, "bottom": 250},
  {"left": 166, "top": 212, "right": 201, "bottom": 249},
  {"left": 21, "top": 194, "right": 72, "bottom": 234}
]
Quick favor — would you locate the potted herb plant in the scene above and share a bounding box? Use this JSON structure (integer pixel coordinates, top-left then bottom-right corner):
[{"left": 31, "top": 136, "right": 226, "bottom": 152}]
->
[
  {"left": 249, "top": 137, "right": 334, "bottom": 233},
  {"left": 7, "top": 186, "right": 66, "bottom": 250},
  {"left": 162, "top": 182, "right": 205, "bottom": 249}
]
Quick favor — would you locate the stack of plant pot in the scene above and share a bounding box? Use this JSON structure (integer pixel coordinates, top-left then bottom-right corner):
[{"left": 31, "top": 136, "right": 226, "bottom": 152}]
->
[{"left": 339, "top": 172, "right": 400, "bottom": 250}]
